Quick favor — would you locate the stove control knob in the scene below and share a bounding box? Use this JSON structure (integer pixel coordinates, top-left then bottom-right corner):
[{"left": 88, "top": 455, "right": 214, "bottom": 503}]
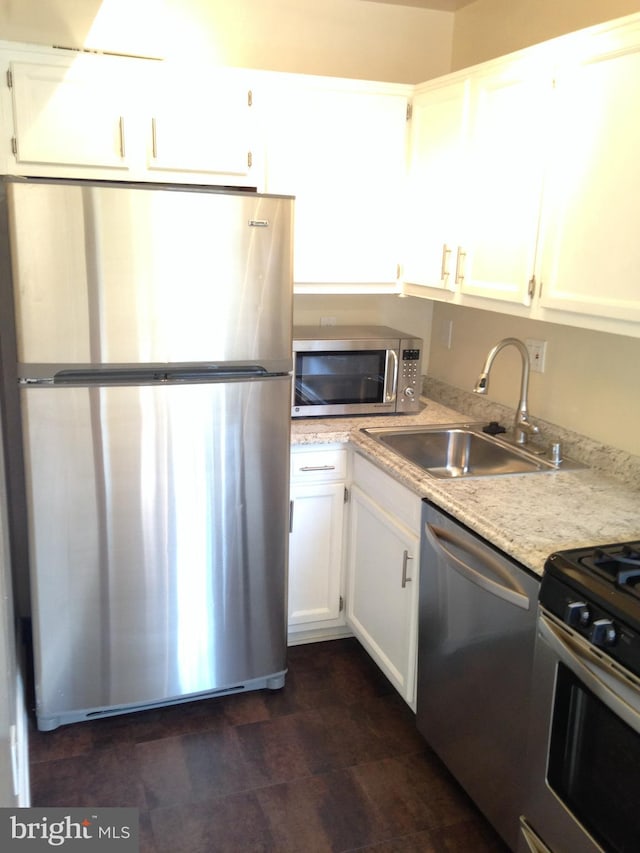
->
[
  {"left": 565, "top": 601, "right": 591, "bottom": 628},
  {"left": 590, "top": 619, "right": 617, "bottom": 647}
]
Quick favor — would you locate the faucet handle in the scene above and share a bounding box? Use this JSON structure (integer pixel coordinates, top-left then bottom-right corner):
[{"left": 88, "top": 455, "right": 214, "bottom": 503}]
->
[
  {"left": 514, "top": 414, "right": 540, "bottom": 444},
  {"left": 549, "top": 441, "right": 563, "bottom": 465}
]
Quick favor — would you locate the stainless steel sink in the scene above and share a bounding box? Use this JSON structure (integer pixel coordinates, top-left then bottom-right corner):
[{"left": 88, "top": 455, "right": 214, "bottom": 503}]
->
[{"left": 362, "top": 423, "right": 569, "bottom": 478}]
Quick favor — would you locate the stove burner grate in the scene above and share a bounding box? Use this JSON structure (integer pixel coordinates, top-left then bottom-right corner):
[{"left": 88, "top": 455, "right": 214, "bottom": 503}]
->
[{"left": 580, "top": 544, "right": 640, "bottom": 598}]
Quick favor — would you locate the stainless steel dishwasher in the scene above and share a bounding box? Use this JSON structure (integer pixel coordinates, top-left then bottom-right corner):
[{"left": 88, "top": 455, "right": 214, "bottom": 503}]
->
[{"left": 417, "top": 501, "right": 540, "bottom": 852}]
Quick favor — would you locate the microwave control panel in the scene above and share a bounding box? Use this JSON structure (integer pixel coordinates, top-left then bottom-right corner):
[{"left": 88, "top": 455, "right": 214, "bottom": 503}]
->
[{"left": 398, "top": 341, "right": 422, "bottom": 409}]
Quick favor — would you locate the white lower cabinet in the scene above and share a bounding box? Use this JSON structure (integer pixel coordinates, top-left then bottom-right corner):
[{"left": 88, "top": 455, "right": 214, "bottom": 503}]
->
[
  {"left": 346, "top": 453, "right": 421, "bottom": 709},
  {"left": 287, "top": 445, "right": 348, "bottom": 644}
]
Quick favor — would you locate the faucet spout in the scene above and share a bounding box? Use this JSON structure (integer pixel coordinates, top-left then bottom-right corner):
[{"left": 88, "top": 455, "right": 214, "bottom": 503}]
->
[{"left": 473, "top": 337, "right": 539, "bottom": 445}]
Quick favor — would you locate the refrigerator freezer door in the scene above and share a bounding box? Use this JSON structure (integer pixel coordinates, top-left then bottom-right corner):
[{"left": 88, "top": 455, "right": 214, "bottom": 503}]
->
[
  {"left": 7, "top": 180, "right": 293, "bottom": 370},
  {"left": 22, "top": 376, "right": 290, "bottom": 729}
]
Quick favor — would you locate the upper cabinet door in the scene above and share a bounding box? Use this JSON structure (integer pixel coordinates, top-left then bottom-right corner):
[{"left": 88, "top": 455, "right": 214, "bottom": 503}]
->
[
  {"left": 458, "top": 59, "right": 550, "bottom": 305},
  {"left": 537, "top": 22, "right": 640, "bottom": 328},
  {"left": 403, "top": 55, "right": 550, "bottom": 308},
  {"left": 146, "top": 67, "right": 257, "bottom": 184},
  {"left": 403, "top": 78, "right": 470, "bottom": 292},
  {"left": 263, "top": 76, "right": 410, "bottom": 291},
  {"left": 9, "top": 55, "right": 134, "bottom": 171}
]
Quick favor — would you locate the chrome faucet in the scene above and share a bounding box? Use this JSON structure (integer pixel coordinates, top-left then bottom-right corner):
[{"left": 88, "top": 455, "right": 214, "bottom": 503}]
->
[{"left": 473, "top": 337, "right": 540, "bottom": 445}]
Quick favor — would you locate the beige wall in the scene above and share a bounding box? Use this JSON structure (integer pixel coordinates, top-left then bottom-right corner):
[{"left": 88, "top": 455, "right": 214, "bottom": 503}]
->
[
  {"left": 293, "top": 294, "right": 433, "bottom": 344},
  {"left": 0, "top": 0, "right": 453, "bottom": 83},
  {"left": 430, "top": 304, "right": 640, "bottom": 456},
  {"left": 452, "top": 0, "right": 640, "bottom": 69}
]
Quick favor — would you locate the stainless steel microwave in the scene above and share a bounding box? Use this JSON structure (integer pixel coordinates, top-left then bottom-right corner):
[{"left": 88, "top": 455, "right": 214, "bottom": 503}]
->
[{"left": 292, "top": 325, "right": 423, "bottom": 418}]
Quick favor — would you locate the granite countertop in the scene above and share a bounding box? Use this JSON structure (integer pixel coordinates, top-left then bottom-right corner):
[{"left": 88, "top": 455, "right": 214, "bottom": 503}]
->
[{"left": 291, "top": 397, "right": 640, "bottom": 578}]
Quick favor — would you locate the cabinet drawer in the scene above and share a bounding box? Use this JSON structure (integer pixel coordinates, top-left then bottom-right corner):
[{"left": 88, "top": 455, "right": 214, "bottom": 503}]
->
[
  {"left": 352, "top": 452, "right": 421, "bottom": 533},
  {"left": 290, "top": 445, "right": 347, "bottom": 481}
]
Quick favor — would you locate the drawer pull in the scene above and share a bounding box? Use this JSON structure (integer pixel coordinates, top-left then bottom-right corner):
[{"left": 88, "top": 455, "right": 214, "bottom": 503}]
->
[{"left": 299, "top": 464, "right": 336, "bottom": 472}]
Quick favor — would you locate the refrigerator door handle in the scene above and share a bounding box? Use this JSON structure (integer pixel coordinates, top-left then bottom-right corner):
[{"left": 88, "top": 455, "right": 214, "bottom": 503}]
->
[
  {"left": 165, "top": 365, "right": 276, "bottom": 382},
  {"left": 51, "top": 365, "right": 280, "bottom": 385}
]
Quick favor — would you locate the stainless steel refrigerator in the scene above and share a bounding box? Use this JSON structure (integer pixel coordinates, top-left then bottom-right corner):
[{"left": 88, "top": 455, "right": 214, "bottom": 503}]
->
[{"left": 0, "top": 176, "right": 294, "bottom": 731}]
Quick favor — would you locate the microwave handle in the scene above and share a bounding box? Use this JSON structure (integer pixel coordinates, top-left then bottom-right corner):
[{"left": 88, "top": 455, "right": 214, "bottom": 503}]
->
[{"left": 383, "top": 349, "right": 398, "bottom": 403}]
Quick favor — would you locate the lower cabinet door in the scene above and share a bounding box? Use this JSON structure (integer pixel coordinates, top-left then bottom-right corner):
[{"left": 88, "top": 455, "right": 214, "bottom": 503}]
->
[
  {"left": 288, "top": 481, "right": 345, "bottom": 628},
  {"left": 346, "top": 484, "right": 419, "bottom": 707}
]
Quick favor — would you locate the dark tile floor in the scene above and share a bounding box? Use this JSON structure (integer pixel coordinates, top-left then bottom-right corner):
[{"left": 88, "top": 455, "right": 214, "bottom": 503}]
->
[{"left": 28, "top": 638, "right": 510, "bottom": 852}]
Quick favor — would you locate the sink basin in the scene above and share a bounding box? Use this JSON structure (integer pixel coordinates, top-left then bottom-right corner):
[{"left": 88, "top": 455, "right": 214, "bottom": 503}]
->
[{"left": 362, "top": 424, "right": 560, "bottom": 478}]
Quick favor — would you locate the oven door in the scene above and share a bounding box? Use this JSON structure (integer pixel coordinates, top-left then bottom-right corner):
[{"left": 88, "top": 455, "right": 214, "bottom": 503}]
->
[
  {"left": 291, "top": 341, "right": 398, "bottom": 417},
  {"left": 520, "top": 608, "right": 640, "bottom": 853}
]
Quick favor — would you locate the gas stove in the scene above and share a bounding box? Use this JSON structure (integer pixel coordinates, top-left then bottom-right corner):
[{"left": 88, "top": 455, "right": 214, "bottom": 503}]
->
[{"left": 540, "top": 540, "right": 640, "bottom": 679}]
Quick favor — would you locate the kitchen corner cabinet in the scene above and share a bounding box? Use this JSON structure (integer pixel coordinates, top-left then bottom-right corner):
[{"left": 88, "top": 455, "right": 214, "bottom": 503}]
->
[
  {"left": 346, "top": 453, "right": 420, "bottom": 709},
  {"left": 262, "top": 74, "right": 411, "bottom": 293},
  {"left": 288, "top": 445, "right": 349, "bottom": 645}
]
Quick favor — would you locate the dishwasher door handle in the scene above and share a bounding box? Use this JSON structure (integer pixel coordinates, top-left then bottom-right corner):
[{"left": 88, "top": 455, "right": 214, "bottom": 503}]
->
[{"left": 425, "top": 523, "right": 530, "bottom": 610}]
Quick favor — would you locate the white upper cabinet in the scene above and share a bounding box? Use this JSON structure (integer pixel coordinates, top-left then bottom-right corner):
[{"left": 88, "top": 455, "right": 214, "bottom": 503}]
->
[
  {"left": 536, "top": 18, "right": 640, "bottom": 333},
  {"left": 6, "top": 52, "right": 137, "bottom": 174},
  {"left": 262, "top": 74, "right": 411, "bottom": 292},
  {"left": 145, "top": 65, "right": 256, "bottom": 183},
  {"left": 0, "top": 43, "right": 260, "bottom": 187},
  {"left": 460, "top": 58, "right": 549, "bottom": 305},
  {"left": 403, "top": 12, "right": 640, "bottom": 338},
  {"left": 404, "top": 54, "right": 550, "bottom": 308},
  {"left": 403, "top": 77, "right": 470, "bottom": 292}
]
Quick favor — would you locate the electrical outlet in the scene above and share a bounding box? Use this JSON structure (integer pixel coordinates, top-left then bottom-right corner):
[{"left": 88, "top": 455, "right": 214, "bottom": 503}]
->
[
  {"left": 320, "top": 316, "right": 337, "bottom": 326},
  {"left": 525, "top": 338, "right": 547, "bottom": 373}
]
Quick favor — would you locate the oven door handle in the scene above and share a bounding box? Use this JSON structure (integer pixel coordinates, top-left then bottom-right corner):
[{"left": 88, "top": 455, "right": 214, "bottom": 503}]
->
[
  {"left": 538, "top": 610, "right": 640, "bottom": 734},
  {"left": 383, "top": 349, "right": 398, "bottom": 403},
  {"left": 425, "top": 523, "right": 530, "bottom": 610}
]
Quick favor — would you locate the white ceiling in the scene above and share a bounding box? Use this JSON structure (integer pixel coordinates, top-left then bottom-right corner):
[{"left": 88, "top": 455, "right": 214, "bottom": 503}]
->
[{"left": 364, "top": 0, "right": 476, "bottom": 10}]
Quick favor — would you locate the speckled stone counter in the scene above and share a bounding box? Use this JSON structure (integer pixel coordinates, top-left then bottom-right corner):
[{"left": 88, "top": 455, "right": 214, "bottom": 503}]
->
[{"left": 291, "top": 397, "right": 640, "bottom": 578}]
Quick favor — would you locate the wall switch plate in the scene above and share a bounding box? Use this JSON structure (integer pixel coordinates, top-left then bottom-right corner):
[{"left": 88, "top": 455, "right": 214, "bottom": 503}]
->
[
  {"left": 320, "top": 316, "right": 337, "bottom": 326},
  {"left": 525, "top": 338, "right": 547, "bottom": 373}
]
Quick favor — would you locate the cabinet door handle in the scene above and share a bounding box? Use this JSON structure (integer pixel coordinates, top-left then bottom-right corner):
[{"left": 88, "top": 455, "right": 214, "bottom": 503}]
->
[
  {"left": 401, "top": 549, "right": 413, "bottom": 588},
  {"left": 299, "top": 465, "right": 336, "bottom": 472},
  {"left": 289, "top": 500, "right": 294, "bottom": 533},
  {"left": 151, "top": 117, "right": 158, "bottom": 159},
  {"left": 118, "top": 116, "right": 126, "bottom": 158},
  {"left": 440, "top": 243, "right": 452, "bottom": 283},
  {"left": 454, "top": 246, "right": 466, "bottom": 285}
]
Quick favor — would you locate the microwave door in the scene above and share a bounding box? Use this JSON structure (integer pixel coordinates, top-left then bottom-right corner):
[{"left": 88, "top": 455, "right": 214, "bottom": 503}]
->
[{"left": 294, "top": 349, "right": 388, "bottom": 409}]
